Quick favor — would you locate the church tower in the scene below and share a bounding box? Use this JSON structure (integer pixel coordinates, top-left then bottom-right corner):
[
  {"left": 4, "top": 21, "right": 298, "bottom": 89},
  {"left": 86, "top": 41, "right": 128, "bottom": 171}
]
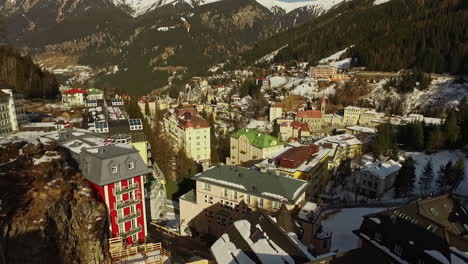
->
[{"left": 320, "top": 94, "right": 326, "bottom": 115}]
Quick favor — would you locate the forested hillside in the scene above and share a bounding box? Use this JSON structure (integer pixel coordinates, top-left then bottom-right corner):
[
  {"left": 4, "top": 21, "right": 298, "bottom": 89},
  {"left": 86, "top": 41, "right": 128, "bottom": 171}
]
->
[
  {"left": 243, "top": 0, "right": 468, "bottom": 74},
  {"left": 0, "top": 46, "right": 58, "bottom": 98}
]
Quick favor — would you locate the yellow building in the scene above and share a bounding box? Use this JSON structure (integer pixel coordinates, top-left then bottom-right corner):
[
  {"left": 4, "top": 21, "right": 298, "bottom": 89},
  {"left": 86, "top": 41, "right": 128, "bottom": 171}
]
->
[
  {"left": 269, "top": 103, "right": 283, "bottom": 122},
  {"left": 179, "top": 166, "right": 309, "bottom": 237},
  {"left": 164, "top": 108, "right": 211, "bottom": 162},
  {"left": 310, "top": 66, "right": 337, "bottom": 79},
  {"left": 316, "top": 134, "right": 363, "bottom": 164},
  {"left": 228, "top": 128, "right": 284, "bottom": 165}
]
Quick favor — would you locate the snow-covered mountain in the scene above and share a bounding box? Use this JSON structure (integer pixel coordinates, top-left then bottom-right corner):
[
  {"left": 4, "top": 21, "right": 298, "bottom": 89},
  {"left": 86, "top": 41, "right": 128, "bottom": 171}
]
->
[{"left": 112, "top": 0, "right": 348, "bottom": 16}]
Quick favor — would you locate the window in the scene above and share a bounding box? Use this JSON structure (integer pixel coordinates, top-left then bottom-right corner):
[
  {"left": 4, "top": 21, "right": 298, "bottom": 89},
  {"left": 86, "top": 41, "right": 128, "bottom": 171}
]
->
[
  {"left": 375, "top": 232, "right": 382, "bottom": 242},
  {"left": 259, "top": 198, "right": 264, "bottom": 208},
  {"left": 222, "top": 188, "right": 228, "bottom": 198},
  {"left": 128, "top": 178, "right": 133, "bottom": 185},
  {"left": 204, "top": 195, "right": 213, "bottom": 204},
  {"left": 203, "top": 182, "right": 211, "bottom": 191},
  {"left": 273, "top": 201, "right": 281, "bottom": 209},
  {"left": 394, "top": 244, "right": 403, "bottom": 256},
  {"left": 118, "top": 223, "right": 125, "bottom": 233},
  {"left": 247, "top": 194, "right": 251, "bottom": 204},
  {"left": 111, "top": 166, "right": 118, "bottom": 174},
  {"left": 130, "top": 205, "right": 135, "bottom": 214},
  {"left": 323, "top": 239, "right": 330, "bottom": 249},
  {"left": 233, "top": 191, "right": 238, "bottom": 200},
  {"left": 128, "top": 162, "right": 135, "bottom": 169}
]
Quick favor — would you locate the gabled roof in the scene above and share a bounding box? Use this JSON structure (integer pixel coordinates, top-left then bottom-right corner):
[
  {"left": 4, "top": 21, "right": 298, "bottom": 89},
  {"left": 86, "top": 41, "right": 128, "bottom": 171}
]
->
[
  {"left": 194, "top": 166, "right": 308, "bottom": 203},
  {"left": 231, "top": 128, "right": 283, "bottom": 149},
  {"left": 291, "top": 121, "right": 310, "bottom": 132},
  {"left": 355, "top": 195, "right": 468, "bottom": 263},
  {"left": 275, "top": 145, "right": 320, "bottom": 169},
  {"left": 211, "top": 210, "right": 310, "bottom": 264},
  {"left": 276, "top": 204, "right": 300, "bottom": 234},
  {"left": 297, "top": 110, "right": 322, "bottom": 119},
  {"left": 63, "top": 88, "right": 87, "bottom": 94}
]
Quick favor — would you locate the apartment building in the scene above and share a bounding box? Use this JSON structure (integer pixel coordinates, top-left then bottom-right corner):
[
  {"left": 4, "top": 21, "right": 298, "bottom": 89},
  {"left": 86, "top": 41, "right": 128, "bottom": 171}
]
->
[
  {"left": 55, "top": 130, "right": 156, "bottom": 245},
  {"left": 316, "top": 134, "right": 363, "bottom": 169},
  {"left": 1, "top": 87, "right": 28, "bottom": 132},
  {"left": 179, "top": 166, "right": 332, "bottom": 253},
  {"left": 310, "top": 66, "right": 337, "bottom": 79},
  {"left": 279, "top": 121, "right": 310, "bottom": 141},
  {"left": 164, "top": 108, "right": 211, "bottom": 162},
  {"left": 0, "top": 91, "right": 12, "bottom": 135},
  {"left": 229, "top": 128, "right": 284, "bottom": 165},
  {"left": 256, "top": 144, "right": 330, "bottom": 181},
  {"left": 354, "top": 159, "right": 401, "bottom": 198},
  {"left": 343, "top": 106, "right": 385, "bottom": 126},
  {"left": 269, "top": 103, "right": 283, "bottom": 121}
]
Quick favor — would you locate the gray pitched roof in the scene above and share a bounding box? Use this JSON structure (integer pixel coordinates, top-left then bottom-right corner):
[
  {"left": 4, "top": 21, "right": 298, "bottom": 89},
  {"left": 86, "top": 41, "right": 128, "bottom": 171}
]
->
[
  {"left": 194, "top": 166, "right": 309, "bottom": 203},
  {"left": 79, "top": 144, "right": 152, "bottom": 186}
]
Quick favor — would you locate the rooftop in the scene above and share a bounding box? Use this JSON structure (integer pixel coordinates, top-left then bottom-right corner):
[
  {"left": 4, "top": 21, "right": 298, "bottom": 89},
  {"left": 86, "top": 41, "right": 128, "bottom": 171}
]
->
[
  {"left": 210, "top": 211, "right": 312, "bottom": 264},
  {"left": 231, "top": 129, "right": 283, "bottom": 149},
  {"left": 63, "top": 88, "right": 87, "bottom": 94},
  {"left": 276, "top": 145, "right": 320, "bottom": 169},
  {"left": 355, "top": 195, "right": 468, "bottom": 263},
  {"left": 296, "top": 110, "right": 322, "bottom": 119},
  {"left": 194, "top": 166, "right": 308, "bottom": 203},
  {"left": 315, "top": 134, "right": 362, "bottom": 147},
  {"left": 361, "top": 159, "right": 401, "bottom": 180}
]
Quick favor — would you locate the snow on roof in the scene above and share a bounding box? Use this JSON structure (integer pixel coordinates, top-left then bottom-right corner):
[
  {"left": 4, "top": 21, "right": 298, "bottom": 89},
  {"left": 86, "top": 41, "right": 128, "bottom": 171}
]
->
[
  {"left": 362, "top": 160, "right": 401, "bottom": 180},
  {"left": 424, "top": 250, "right": 450, "bottom": 264},
  {"left": 346, "top": 126, "right": 377, "bottom": 134},
  {"left": 234, "top": 221, "right": 295, "bottom": 264},
  {"left": 211, "top": 233, "right": 256, "bottom": 264},
  {"left": 298, "top": 202, "right": 319, "bottom": 222},
  {"left": 198, "top": 177, "right": 247, "bottom": 190},
  {"left": 316, "top": 134, "right": 362, "bottom": 147}
]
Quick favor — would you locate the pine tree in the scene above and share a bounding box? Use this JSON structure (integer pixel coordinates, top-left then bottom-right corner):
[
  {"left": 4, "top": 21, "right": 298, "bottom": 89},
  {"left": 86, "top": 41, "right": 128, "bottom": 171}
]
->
[
  {"left": 414, "top": 122, "right": 425, "bottom": 150},
  {"left": 459, "top": 97, "right": 468, "bottom": 146},
  {"left": 436, "top": 160, "right": 453, "bottom": 194},
  {"left": 427, "top": 126, "right": 443, "bottom": 151},
  {"left": 443, "top": 110, "right": 460, "bottom": 147},
  {"left": 419, "top": 159, "right": 435, "bottom": 196},
  {"left": 453, "top": 158, "right": 465, "bottom": 185},
  {"left": 272, "top": 121, "right": 280, "bottom": 138},
  {"left": 394, "top": 157, "right": 416, "bottom": 198}
]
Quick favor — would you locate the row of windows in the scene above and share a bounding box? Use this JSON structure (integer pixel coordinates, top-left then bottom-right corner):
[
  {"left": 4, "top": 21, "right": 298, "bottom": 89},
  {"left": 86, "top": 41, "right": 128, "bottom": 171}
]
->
[{"left": 111, "top": 162, "right": 135, "bottom": 174}]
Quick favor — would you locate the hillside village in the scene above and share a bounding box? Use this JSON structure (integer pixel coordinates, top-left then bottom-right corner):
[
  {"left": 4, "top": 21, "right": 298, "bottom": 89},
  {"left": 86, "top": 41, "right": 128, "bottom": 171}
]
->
[{"left": 0, "top": 47, "right": 467, "bottom": 264}]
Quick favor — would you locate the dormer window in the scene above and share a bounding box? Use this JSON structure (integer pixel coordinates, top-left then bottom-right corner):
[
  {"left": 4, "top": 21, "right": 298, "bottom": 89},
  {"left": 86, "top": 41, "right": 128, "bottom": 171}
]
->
[
  {"left": 111, "top": 166, "right": 118, "bottom": 174},
  {"left": 128, "top": 161, "right": 135, "bottom": 169}
]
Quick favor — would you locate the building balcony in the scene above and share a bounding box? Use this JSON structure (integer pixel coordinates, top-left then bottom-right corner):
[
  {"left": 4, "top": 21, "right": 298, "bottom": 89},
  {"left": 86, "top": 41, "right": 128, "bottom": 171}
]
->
[
  {"left": 117, "top": 210, "right": 141, "bottom": 224},
  {"left": 116, "top": 198, "right": 140, "bottom": 210},
  {"left": 120, "top": 225, "right": 143, "bottom": 238},
  {"left": 114, "top": 183, "right": 139, "bottom": 196}
]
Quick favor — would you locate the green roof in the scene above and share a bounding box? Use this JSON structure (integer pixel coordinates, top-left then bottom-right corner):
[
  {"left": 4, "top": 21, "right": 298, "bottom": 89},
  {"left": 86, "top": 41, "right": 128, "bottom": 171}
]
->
[
  {"left": 231, "top": 128, "right": 283, "bottom": 149},
  {"left": 87, "top": 88, "right": 103, "bottom": 95},
  {"left": 194, "top": 166, "right": 308, "bottom": 203}
]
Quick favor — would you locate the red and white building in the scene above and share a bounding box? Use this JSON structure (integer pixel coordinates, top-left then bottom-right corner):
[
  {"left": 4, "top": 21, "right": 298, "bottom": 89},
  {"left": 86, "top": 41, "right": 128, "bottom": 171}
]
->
[
  {"left": 54, "top": 129, "right": 159, "bottom": 246},
  {"left": 79, "top": 145, "right": 152, "bottom": 245},
  {"left": 61, "top": 88, "right": 88, "bottom": 106}
]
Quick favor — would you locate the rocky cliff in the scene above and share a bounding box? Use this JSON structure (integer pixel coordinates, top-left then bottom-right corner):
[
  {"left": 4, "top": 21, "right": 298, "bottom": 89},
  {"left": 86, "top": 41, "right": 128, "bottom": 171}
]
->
[
  {"left": 0, "top": 46, "right": 59, "bottom": 99},
  {"left": 0, "top": 136, "right": 109, "bottom": 264}
]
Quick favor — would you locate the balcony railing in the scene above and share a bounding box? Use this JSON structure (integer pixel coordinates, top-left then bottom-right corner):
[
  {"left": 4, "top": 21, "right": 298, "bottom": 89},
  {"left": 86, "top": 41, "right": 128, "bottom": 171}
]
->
[
  {"left": 115, "top": 183, "right": 139, "bottom": 196},
  {"left": 116, "top": 198, "right": 140, "bottom": 210},
  {"left": 117, "top": 210, "right": 141, "bottom": 224},
  {"left": 119, "top": 225, "right": 142, "bottom": 238}
]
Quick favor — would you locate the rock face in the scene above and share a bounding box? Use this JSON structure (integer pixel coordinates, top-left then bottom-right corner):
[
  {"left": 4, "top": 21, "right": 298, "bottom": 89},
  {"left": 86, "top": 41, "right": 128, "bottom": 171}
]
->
[
  {"left": 0, "top": 139, "right": 110, "bottom": 264},
  {"left": 0, "top": 46, "right": 59, "bottom": 99}
]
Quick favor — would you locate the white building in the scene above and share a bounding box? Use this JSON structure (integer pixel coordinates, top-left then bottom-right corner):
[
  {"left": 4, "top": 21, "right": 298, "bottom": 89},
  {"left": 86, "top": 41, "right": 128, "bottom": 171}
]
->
[
  {"left": 1, "top": 88, "right": 28, "bottom": 131},
  {"left": 61, "top": 88, "right": 87, "bottom": 106},
  {"left": 355, "top": 159, "right": 401, "bottom": 198}
]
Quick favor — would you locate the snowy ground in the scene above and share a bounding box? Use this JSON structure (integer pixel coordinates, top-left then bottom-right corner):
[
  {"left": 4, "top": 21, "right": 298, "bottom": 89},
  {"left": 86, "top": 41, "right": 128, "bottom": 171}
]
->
[
  {"left": 287, "top": 78, "right": 336, "bottom": 98},
  {"left": 404, "top": 150, "right": 466, "bottom": 195},
  {"left": 269, "top": 76, "right": 288, "bottom": 88},
  {"left": 321, "top": 207, "right": 389, "bottom": 253}
]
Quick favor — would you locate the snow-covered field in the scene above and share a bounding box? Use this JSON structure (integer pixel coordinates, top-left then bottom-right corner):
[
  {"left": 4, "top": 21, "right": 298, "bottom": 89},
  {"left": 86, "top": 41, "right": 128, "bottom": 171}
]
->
[
  {"left": 321, "top": 207, "right": 389, "bottom": 253},
  {"left": 319, "top": 45, "right": 354, "bottom": 70},
  {"left": 365, "top": 76, "right": 468, "bottom": 115},
  {"left": 255, "top": 45, "right": 288, "bottom": 64},
  {"left": 287, "top": 78, "right": 336, "bottom": 98},
  {"left": 269, "top": 76, "right": 288, "bottom": 88}
]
